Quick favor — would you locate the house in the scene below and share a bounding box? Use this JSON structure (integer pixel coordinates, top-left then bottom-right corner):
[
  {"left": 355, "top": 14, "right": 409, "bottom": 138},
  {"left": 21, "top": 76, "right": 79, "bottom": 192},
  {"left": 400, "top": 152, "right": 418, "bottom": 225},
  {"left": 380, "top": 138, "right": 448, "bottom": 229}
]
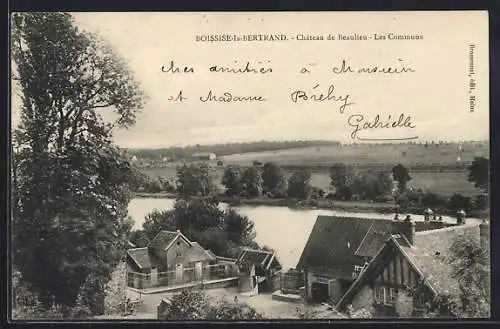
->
[
  {"left": 126, "top": 230, "right": 236, "bottom": 289},
  {"left": 296, "top": 215, "right": 456, "bottom": 304},
  {"left": 235, "top": 248, "right": 282, "bottom": 294},
  {"left": 336, "top": 218, "right": 490, "bottom": 317},
  {"left": 191, "top": 152, "right": 216, "bottom": 161}
]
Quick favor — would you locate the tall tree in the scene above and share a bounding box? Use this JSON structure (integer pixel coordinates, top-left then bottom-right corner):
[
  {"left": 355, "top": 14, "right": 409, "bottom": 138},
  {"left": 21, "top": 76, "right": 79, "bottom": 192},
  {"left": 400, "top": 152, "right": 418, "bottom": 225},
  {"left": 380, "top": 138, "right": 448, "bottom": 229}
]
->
[
  {"left": 261, "top": 162, "right": 286, "bottom": 194},
  {"left": 287, "top": 170, "right": 312, "bottom": 200},
  {"left": 356, "top": 171, "right": 393, "bottom": 201},
  {"left": 468, "top": 156, "right": 489, "bottom": 192},
  {"left": 330, "top": 164, "right": 357, "bottom": 200},
  {"left": 142, "top": 198, "right": 257, "bottom": 257},
  {"left": 11, "top": 12, "right": 145, "bottom": 312},
  {"left": 240, "top": 167, "right": 263, "bottom": 197},
  {"left": 221, "top": 165, "right": 243, "bottom": 197},
  {"left": 329, "top": 163, "right": 349, "bottom": 188},
  {"left": 392, "top": 164, "right": 412, "bottom": 194},
  {"left": 176, "top": 163, "right": 216, "bottom": 197}
]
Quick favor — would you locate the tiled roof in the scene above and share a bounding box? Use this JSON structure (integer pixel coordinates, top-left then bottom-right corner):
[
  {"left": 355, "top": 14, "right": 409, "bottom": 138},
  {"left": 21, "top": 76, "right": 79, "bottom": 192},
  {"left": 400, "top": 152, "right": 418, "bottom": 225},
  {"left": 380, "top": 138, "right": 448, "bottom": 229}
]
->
[
  {"left": 337, "top": 222, "right": 483, "bottom": 310},
  {"left": 354, "top": 221, "right": 395, "bottom": 258},
  {"left": 298, "top": 215, "right": 457, "bottom": 278},
  {"left": 296, "top": 215, "right": 383, "bottom": 278},
  {"left": 148, "top": 231, "right": 182, "bottom": 252},
  {"left": 127, "top": 247, "right": 152, "bottom": 270},
  {"left": 399, "top": 224, "right": 481, "bottom": 297},
  {"left": 189, "top": 242, "right": 217, "bottom": 261}
]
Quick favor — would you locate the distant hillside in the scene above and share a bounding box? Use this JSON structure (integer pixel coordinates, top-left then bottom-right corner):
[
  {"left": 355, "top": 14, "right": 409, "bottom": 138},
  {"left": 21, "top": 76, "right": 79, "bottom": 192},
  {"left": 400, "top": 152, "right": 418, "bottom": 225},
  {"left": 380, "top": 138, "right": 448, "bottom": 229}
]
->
[
  {"left": 125, "top": 140, "right": 342, "bottom": 160},
  {"left": 124, "top": 140, "right": 489, "bottom": 163}
]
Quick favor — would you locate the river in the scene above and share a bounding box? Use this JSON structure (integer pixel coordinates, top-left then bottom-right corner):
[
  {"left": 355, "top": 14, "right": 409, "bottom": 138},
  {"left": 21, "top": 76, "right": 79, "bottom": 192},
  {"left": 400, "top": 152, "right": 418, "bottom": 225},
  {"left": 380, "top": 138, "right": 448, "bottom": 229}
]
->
[{"left": 127, "top": 197, "right": 473, "bottom": 271}]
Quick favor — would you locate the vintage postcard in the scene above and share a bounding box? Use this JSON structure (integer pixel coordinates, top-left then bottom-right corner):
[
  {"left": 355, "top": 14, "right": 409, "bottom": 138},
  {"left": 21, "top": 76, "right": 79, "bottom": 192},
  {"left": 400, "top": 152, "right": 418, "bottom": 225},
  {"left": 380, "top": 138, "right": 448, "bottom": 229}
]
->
[{"left": 10, "top": 11, "right": 490, "bottom": 321}]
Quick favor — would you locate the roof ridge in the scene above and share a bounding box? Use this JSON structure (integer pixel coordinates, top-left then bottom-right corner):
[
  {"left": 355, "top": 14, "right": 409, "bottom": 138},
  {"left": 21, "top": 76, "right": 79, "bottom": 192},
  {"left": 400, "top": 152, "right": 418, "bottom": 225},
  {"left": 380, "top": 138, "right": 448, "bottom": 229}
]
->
[
  {"left": 415, "top": 223, "right": 477, "bottom": 236},
  {"left": 128, "top": 247, "right": 149, "bottom": 251}
]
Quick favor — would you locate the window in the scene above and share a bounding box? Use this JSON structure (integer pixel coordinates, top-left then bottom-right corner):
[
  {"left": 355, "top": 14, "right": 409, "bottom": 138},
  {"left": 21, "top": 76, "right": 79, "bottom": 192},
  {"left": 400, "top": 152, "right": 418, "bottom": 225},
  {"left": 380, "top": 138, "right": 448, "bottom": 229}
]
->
[{"left": 374, "top": 287, "right": 398, "bottom": 305}]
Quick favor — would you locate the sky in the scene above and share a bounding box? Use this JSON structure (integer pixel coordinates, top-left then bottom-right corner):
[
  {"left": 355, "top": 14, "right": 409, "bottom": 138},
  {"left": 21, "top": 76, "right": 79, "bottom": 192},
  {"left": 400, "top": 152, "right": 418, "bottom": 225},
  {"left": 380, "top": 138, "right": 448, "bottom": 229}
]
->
[{"left": 11, "top": 11, "right": 489, "bottom": 148}]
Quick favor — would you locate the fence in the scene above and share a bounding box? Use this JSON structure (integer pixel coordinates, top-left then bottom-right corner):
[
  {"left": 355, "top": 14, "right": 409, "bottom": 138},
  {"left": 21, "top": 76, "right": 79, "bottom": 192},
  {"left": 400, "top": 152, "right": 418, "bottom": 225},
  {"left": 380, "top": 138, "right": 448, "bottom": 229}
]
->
[{"left": 127, "top": 262, "right": 239, "bottom": 290}]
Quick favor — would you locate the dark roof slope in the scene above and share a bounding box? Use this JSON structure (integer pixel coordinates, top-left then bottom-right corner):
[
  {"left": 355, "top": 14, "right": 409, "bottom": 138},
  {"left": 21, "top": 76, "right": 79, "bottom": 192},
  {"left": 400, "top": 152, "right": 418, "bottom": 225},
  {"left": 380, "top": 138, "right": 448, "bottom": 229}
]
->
[
  {"left": 127, "top": 247, "right": 153, "bottom": 270},
  {"left": 297, "top": 215, "right": 457, "bottom": 278},
  {"left": 296, "top": 215, "right": 378, "bottom": 277},
  {"left": 188, "top": 242, "right": 217, "bottom": 262},
  {"left": 354, "top": 221, "right": 395, "bottom": 258},
  {"left": 149, "top": 231, "right": 183, "bottom": 252}
]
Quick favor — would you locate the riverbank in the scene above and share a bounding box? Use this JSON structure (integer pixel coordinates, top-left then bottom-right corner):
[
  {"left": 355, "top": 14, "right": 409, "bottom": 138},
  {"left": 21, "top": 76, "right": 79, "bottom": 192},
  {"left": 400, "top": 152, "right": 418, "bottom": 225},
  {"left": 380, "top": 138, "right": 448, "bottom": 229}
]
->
[
  {"left": 132, "top": 192, "right": 488, "bottom": 218},
  {"left": 133, "top": 192, "right": 399, "bottom": 215}
]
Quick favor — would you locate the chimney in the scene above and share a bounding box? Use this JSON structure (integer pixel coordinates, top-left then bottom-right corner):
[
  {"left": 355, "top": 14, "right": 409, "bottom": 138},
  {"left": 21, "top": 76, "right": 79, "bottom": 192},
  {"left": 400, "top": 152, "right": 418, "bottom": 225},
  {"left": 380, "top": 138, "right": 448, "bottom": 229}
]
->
[
  {"left": 424, "top": 208, "right": 433, "bottom": 222},
  {"left": 456, "top": 209, "right": 466, "bottom": 225},
  {"left": 402, "top": 215, "right": 416, "bottom": 245},
  {"left": 479, "top": 218, "right": 490, "bottom": 254}
]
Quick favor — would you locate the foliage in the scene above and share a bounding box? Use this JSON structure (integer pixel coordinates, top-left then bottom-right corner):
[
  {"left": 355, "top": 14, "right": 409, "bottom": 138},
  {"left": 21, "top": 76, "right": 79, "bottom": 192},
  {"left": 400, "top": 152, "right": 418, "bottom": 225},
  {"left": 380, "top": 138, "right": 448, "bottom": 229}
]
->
[
  {"left": 240, "top": 167, "right": 263, "bottom": 197},
  {"left": 287, "top": 170, "right": 312, "bottom": 199},
  {"left": 346, "top": 305, "right": 373, "bottom": 318},
  {"left": 310, "top": 186, "right": 325, "bottom": 199},
  {"left": 142, "top": 198, "right": 256, "bottom": 257},
  {"left": 449, "top": 234, "right": 490, "bottom": 317},
  {"left": 162, "top": 290, "right": 264, "bottom": 320},
  {"left": 329, "top": 164, "right": 359, "bottom": 200},
  {"left": 420, "top": 192, "right": 448, "bottom": 211},
  {"left": 392, "top": 164, "right": 412, "bottom": 194},
  {"left": 103, "top": 261, "right": 135, "bottom": 316},
  {"left": 176, "top": 163, "right": 217, "bottom": 197},
  {"left": 222, "top": 165, "right": 243, "bottom": 196},
  {"left": 135, "top": 174, "right": 176, "bottom": 193},
  {"left": 261, "top": 162, "right": 287, "bottom": 195},
  {"left": 405, "top": 235, "right": 490, "bottom": 318},
  {"left": 11, "top": 12, "right": 145, "bottom": 313},
  {"left": 468, "top": 157, "right": 489, "bottom": 192},
  {"left": 354, "top": 171, "right": 393, "bottom": 201},
  {"left": 473, "top": 194, "right": 489, "bottom": 211},
  {"left": 329, "top": 163, "right": 349, "bottom": 188},
  {"left": 129, "top": 230, "right": 150, "bottom": 248},
  {"left": 295, "top": 306, "right": 321, "bottom": 319},
  {"left": 448, "top": 193, "right": 473, "bottom": 212},
  {"left": 12, "top": 268, "right": 92, "bottom": 319}
]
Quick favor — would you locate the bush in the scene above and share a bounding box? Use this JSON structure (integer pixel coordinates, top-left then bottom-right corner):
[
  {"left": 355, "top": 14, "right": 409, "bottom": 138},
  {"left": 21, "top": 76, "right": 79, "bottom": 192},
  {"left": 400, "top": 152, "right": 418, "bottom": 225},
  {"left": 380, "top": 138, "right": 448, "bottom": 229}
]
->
[
  {"left": 474, "top": 194, "right": 489, "bottom": 211},
  {"left": 421, "top": 192, "right": 448, "bottom": 210},
  {"left": 448, "top": 193, "right": 473, "bottom": 212},
  {"left": 310, "top": 187, "right": 325, "bottom": 199}
]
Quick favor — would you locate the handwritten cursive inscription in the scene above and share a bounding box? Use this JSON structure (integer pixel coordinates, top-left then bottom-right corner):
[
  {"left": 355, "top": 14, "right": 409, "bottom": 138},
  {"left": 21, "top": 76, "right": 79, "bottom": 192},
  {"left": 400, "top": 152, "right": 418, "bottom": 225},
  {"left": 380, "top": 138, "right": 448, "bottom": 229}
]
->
[
  {"left": 199, "top": 90, "right": 266, "bottom": 102},
  {"left": 347, "top": 113, "right": 416, "bottom": 140},
  {"left": 290, "top": 84, "right": 354, "bottom": 113},
  {"left": 209, "top": 61, "right": 273, "bottom": 74},
  {"left": 332, "top": 59, "right": 415, "bottom": 75}
]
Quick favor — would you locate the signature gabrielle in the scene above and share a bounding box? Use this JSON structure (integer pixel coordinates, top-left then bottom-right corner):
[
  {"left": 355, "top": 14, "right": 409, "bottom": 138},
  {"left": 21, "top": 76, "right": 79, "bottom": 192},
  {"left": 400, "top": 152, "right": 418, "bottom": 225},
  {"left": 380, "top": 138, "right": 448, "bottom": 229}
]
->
[{"left": 347, "top": 113, "right": 416, "bottom": 140}]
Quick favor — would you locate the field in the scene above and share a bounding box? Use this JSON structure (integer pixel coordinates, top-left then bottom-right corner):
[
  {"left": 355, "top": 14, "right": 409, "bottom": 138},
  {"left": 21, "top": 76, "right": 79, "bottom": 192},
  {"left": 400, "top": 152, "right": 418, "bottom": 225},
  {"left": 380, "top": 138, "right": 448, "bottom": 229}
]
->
[
  {"left": 217, "top": 143, "right": 488, "bottom": 168},
  {"left": 137, "top": 142, "right": 488, "bottom": 197}
]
